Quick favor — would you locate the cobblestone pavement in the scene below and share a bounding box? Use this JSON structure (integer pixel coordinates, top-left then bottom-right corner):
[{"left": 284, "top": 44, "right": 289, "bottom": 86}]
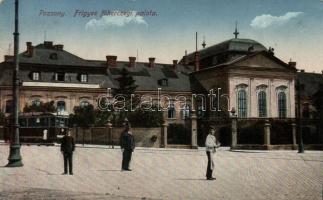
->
[{"left": 0, "top": 144, "right": 322, "bottom": 200}]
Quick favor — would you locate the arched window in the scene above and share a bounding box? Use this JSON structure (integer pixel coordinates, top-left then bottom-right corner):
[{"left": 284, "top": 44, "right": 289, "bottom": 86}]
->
[
  {"left": 32, "top": 99, "right": 41, "bottom": 107},
  {"left": 237, "top": 90, "right": 247, "bottom": 118},
  {"left": 57, "top": 101, "right": 66, "bottom": 112},
  {"left": 5, "top": 100, "right": 13, "bottom": 113},
  {"left": 168, "top": 104, "right": 176, "bottom": 118},
  {"left": 80, "top": 101, "right": 90, "bottom": 108},
  {"left": 278, "top": 92, "right": 287, "bottom": 118},
  {"left": 258, "top": 91, "right": 267, "bottom": 117},
  {"left": 182, "top": 105, "right": 190, "bottom": 119}
]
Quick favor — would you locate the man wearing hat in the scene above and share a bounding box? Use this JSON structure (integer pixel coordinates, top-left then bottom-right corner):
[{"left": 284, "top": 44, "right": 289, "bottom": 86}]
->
[
  {"left": 60, "top": 129, "right": 75, "bottom": 175},
  {"left": 205, "top": 128, "right": 220, "bottom": 180},
  {"left": 120, "top": 124, "right": 135, "bottom": 171}
]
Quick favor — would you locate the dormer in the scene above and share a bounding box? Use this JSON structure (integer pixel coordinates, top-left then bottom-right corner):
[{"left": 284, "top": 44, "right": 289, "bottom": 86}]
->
[
  {"left": 49, "top": 53, "right": 58, "bottom": 60},
  {"left": 158, "top": 78, "right": 168, "bottom": 86}
]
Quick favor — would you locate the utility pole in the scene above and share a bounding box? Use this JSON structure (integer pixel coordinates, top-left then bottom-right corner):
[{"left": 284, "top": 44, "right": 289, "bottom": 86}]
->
[{"left": 6, "top": 0, "right": 23, "bottom": 167}]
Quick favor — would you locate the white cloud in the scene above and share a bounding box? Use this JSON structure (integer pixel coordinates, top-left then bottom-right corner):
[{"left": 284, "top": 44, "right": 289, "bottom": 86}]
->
[
  {"left": 250, "top": 12, "right": 303, "bottom": 29},
  {"left": 0, "top": 0, "right": 4, "bottom": 4},
  {"left": 85, "top": 11, "right": 148, "bottom": 30}
]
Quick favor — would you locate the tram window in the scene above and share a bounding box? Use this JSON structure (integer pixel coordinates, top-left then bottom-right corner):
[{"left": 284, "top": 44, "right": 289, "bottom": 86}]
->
[
  {"left": 28, "top": 117, "right": 48, "bottom": 127},
  {"left": 19, "top": 118, "right": 27, "bottom": 127},
  {"left": 41, "top": 117, "right": 49, "bottom": 127},
  {"left": 28, "top": 118, "right": 35, "bottom": 127},
  {"left": 50, "top": 117, "right": 55, "bottom": 127},
  {"left": 55, "top": 117, "right": 65, "bottom": 127}
]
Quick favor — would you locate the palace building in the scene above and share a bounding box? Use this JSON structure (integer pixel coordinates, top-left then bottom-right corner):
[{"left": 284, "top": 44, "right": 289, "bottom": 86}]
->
[{"left": 0, "top": 34, "right": 322, "bottom": 148}]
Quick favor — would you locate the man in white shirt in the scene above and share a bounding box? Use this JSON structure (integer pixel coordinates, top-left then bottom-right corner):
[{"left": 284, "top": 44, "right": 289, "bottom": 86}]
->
[
  {"left": 205, "top": 128, "right": 219, "bottom": 180},
  {"left": 42, "top": 129, "right": 48, "bottom": 144}
]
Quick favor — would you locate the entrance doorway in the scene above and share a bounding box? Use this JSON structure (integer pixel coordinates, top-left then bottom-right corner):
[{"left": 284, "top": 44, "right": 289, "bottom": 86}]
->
[{"left": 219, "top": 127, "right": 231, "bottom": 146}]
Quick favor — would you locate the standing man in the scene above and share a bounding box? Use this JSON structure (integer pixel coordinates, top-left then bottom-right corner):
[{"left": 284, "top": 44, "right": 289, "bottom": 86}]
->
[
  {"left": 205, "top": 128, "right": 219, "bottom": 180},
  {"left": 41, "top": 129, "right": 48, "bottom": 145},
  {"left": 60, "top": 129, "right": 75, "bottom": 175},
  {"left": 120, "top": 124, "right": 135, "bottom": 171}
]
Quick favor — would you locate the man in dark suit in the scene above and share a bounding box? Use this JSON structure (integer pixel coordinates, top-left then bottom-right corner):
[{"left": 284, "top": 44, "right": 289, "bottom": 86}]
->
[
  {"left": 61, "top": 130, "right": 75, "bottom": 175},
  {"left": 120, "top": 125, "right": 135, "bottom": 171}
]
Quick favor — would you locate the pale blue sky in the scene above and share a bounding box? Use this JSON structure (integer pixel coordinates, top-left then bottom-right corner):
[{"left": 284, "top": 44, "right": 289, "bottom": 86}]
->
[{"left": 0, "top": 0, "right": 322, "bottom": 72}]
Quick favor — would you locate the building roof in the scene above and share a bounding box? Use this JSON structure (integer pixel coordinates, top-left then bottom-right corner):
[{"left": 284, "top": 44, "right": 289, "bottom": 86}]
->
[
  {"left": 180, "top": 38, "right": 267, "bottom": 66},
  {"left": 6, "top": 43, "right": 97, "bottom": 67},
  {"left": 92, "top": 60, "right": 194, "bottom": 92},
  {"left": 191, "top": 50, "right": 295, "bottom": 74},
  {"left": 297, "top": 72, "right": 323, "bottom": 97},
  {"left": 0, "top": 41, "right": 195, "bottom": 92}
]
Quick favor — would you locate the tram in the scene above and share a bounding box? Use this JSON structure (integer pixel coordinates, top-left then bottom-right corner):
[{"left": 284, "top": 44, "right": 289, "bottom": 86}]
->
[{"left": 5, "top": 112, "right": 69, "bottom": 144}]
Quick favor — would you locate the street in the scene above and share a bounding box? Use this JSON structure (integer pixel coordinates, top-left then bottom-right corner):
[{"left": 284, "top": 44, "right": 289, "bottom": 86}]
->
[{"left": 0, "top": 144, "right": 322, "bottom": 200}]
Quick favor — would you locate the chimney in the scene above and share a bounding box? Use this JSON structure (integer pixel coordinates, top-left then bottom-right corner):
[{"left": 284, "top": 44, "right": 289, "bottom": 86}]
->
[
  {"left": 26, "top": 42, "right": 34, "bottom": 57},
  {"left": 194, "top": 51, "right": 200, "bottom": 71},
  {"left": 4, "top": 55, "right": 13, "bottom": 62},
  {"left": 44, "top": 41, "right": 53, "bottom": 48},
  {"left": 183, "top": 50, "right": 189, "bottom": 66},
  {"left": 129, "top": 57, "right": 136, "bottom": 67},
  {"left": 288, "top": 61, "right": 296, "bottom": 68},
  {"left": 148, "top": 57, "right": 155, "bottom": 68},
  {"left": 106, "top": 55, "right": 117, "bottom": 68},
  {"left": 54, "top": 44, "right": 64, "bottom": 51},
  {"left": 172, "top": 60, "right": 178, "bottom": 70}
]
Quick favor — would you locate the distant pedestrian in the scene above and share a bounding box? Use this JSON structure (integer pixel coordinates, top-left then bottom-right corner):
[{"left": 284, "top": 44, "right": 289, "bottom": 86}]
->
[
  {"left": 59, "top": 128, "right": 65, "bottom": 136},
  {"left": 60, "top": 129, "right": 75, "bottom": 175},
  {"left": 120, "top": 124, "right": 135, "bottom": 171},
  {"left": 205, "top": 128, "right": 219, "bottom": 180},
  {"left": 42, "top": 129, "right": 48, "bottom": 144}
]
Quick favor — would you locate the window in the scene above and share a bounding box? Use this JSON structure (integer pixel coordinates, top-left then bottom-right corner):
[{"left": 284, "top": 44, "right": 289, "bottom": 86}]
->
[
  {"left": 80, "top": 74, "right": 88, "bottom": 83},
  {"left": 80, "top": 101, "right": 90, "bottom": 108},
  {"left": 49, "top": 53, "right": 58, "bottom": 60},
  {"left": 197, "top": 105, "right": 205, "bottom": 118},
  {"left": 258, "top": 91, "right": 267, "bottom": 117},
  {"left": 5, "top": 100, "right": 13, "bottom": 113},
  {"left": 168, "top": 104, "right": 176, "bottom": 118},
  {"left": 32, "top": 99, "right": 41, "bottom": 107},
  {"left": 57, "top": 101, "right": 66, "bottom": 112},
  {"left": 182, "top": 105, "right": 190, "bottom": 119},
  {"left": 158, "top": 78, "right": 168, "bottom": 86},
  {"left": 55, "top": 72, "right": 65, "bottom": 81},
  {"left": 32, "top": 72, "right": 40, "bottom": 81},
  {"left": 278, "top": 92, "right": 287, "bottom": 118},
  {"left": 237, "top": 90, "right": 247, "bottom": 118}
]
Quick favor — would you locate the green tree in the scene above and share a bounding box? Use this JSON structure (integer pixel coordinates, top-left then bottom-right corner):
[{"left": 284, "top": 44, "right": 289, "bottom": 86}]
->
[
  {"left": 112, "top": 68, "right": 138, "bottom": 100},
  {"left": 95, "top": 110, "right": 114, "bottom": 127},
  {"left": 127, "top": 105, "right": 164, "bottom": 127},
  {"left": 23, "top": 101, "right": 56, "bottom": 113},
  {"left": 112, "top": 67, "right": 139, "bottom": 125},
  {"left": 69, "top": 105, "right": 96, "bottom": 127}
]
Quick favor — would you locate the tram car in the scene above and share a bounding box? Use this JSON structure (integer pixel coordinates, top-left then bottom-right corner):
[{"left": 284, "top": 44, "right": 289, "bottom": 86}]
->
[{"left": 5, "top": 112, "right": 69, "bottom": 144}]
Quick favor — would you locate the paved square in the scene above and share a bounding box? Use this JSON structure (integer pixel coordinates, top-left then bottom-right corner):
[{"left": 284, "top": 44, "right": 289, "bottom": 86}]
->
[{"left": 0, "top": 144, "right": 322, "bottom": 200}]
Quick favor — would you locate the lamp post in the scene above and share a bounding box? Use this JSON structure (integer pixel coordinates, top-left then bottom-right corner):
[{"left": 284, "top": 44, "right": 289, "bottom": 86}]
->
[
  {"left": 6, "top": 0, "right": 23, "bottom": 167},
  {"left": 230, "top": 107, "right": 238, "bottom": 150},
  {"left": 296, "top": 79, "right": 304, "bottom": 153}
]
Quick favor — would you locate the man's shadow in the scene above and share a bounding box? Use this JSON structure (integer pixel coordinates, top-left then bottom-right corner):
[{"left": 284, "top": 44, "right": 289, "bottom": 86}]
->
[
  {"left": 97, "top": 169, "right": 121, "bottom": 172},
  {"left": 175, "top": 178, "right": 207, "bottom": 181}
]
